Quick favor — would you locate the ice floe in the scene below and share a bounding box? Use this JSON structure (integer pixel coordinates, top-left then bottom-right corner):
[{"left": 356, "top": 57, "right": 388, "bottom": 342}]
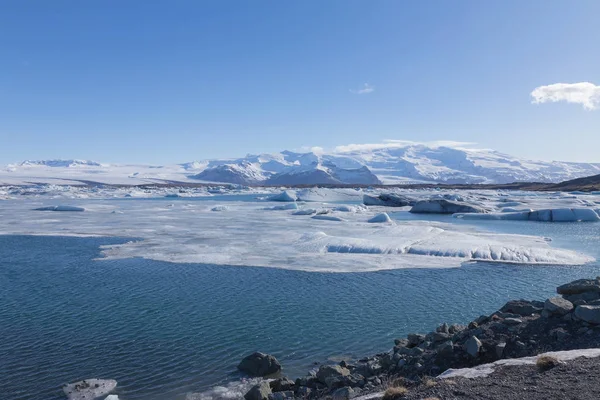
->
[
  {"left": 63, "top": 379, "right": 117, "bottom": 400},
  {"left": 34, "top": 205, "right": 85, "bottom": 212},
  {"left": 0, "top": 189, "right": 596, "bottom": 272}
]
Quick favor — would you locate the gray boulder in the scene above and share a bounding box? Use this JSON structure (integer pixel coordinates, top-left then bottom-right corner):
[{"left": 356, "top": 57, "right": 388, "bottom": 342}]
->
[
  {"left": 500, "top": 300, "right": 543, "bottom": 316},
  {"left": 407, "top": 333, "right": 425, "bottom": 347},
  {"left": 238, "top": 352, "right": 282, "bottom": 377},
  {"left": 465, "top": 336, "right": 482, "bottom": 358},
  {"left": 557, "top": 278, "right": 600, "bottom": 295},
  {"left": 544, "top": 297, "right": 574, "bottom": 316},
  {"left": 270, "top": 377, "right": 295, "bottom": 393},
  {"left": 316, "top": 365, "right": 350, "bottom": 388},
  {"left": 410, "top": 199, "right": 486, "bottom": 214},
  {"left": 574, "top": 305, "right": 600, "bottom": 324},
  {"left": 245, "top": 382, "right": 272, "bottom": 400}
]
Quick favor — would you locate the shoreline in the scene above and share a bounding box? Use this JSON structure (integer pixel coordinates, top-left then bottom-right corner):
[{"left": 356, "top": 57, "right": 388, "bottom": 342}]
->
[{"left": 239, "top": 277, "right": 600, "bottom": 400}]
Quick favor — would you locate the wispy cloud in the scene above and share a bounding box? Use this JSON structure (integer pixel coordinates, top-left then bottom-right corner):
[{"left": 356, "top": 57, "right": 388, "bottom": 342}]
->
[
  {"left": 350, "top": 83, "right": 374, "bottom": 94},
  {"left": 333, "top": 140, "right": 478, "bottom": 153},
  {"left": 531, "top": 82, "right": 600, "bottom": 110}
]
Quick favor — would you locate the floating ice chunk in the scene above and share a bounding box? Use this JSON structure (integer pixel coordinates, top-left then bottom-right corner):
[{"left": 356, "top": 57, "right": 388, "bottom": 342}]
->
[
  {"left": 296, "top": 188, "right": 363, "bottom": 202},
  {"left": 165, "top": 193, "right": 180, "bottom": 198},
  {"left": 573, "top": 208, "right": 600, "bottom": 221},
  {"left": 211, "top": 205, "right": 229, "bottom": 212},
  {"left": 292, "top": 208, "right": 317, "bottom": 215},
  {"left": 63, "top": 379, "right": 117, "bottom": 400},
  {"left": 34, "top": 205, "right": 85, "bottom": 212},
  {"left": 186, "top": 378, "right": 262, "bottom": 400},
  {"left": 368, "top": 213, "right": 392, "bottom": 223},
  {"left": 105, "top": 396, "right": 119, "bottom": 400},
  {"left": 334, "top": 205, "right": 355, "bottom": 212},
  {"left": 311, "top": 215, "right": 344, "bottom": 222},
  {"left": 264, "top": 203, "right": 298, "bottom": 211},
  {"left": 268, "top": 190, "right": 297, "bottom": 202}
]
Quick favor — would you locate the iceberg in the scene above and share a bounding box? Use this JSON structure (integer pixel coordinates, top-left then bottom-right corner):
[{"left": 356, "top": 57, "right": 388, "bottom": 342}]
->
[
  {"left": 268, "top": 190, "right": 297, "bottom": 202},
  {"left": 367, "top": 213, "right": 392, "bottom": 223}
]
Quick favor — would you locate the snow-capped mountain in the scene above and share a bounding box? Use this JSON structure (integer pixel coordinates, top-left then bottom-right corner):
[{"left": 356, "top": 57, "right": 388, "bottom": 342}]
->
[{"left": 2, "top": 142, "right": 600, "bottom": 186}]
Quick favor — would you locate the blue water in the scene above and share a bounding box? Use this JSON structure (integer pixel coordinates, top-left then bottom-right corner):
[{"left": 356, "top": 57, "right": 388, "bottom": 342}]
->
[{"left": 1, "top": 219, "right": 600, "bottom": 399}]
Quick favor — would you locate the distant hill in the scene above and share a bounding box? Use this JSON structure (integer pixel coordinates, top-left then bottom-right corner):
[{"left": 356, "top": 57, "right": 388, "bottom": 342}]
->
[{"left": 546, "top": 174, "right": 600, "bottom": 192}]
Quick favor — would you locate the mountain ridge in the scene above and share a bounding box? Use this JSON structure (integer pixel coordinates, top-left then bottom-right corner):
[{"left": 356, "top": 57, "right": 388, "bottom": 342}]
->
[{"left": 3, "top": 142, "right": 600, "bottom": 186}]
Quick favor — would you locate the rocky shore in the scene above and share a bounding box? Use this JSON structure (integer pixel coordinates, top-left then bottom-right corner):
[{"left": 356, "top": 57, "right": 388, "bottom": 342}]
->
[{"left": 240, "top": 277, "right": 600, "bottom": 400}]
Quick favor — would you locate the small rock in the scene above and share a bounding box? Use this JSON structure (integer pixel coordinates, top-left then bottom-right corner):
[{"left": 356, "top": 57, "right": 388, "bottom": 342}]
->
[
  {"left": 245, "top": 382, "right": 272, "bottom": 400},
  {"left": 437, "top": 323, "right": 449, "bottom": 333},
  {"left": 465, "top": 336, "right": 482, "bottom": 358},
  {"left": 296, "top": 387, "right": 312, "bottom": 397},
  {"left": 437, "top": 341, "right": 454, "bottom": 357},
  {"left": 431, "top": 332, "right": 451, "bottom": 342},
  {"left": 407, "top": 333, "right": 425, "bottom": 347},
  {"left": 545, "top": 297, "right": 574, "bottom": 316},
  {"left": 449, "top": 324, "right": 465, "bottom": 334},
  {"left": 316, "top": 365, "right": 351, "bottom": 389},
  {"left": 332, "top": 387, "right": 354, "bottom": 400},
  {"left": 502, "top": 317, "right": 523, "bottom": 326},
  {"left": 495, "top": 343, "right": 506, "bottom": 358},
  {"left": 268, "top": 391, "right": 295, "bottom": 400},
  {"left": 577, "top": 327, "right": 589, "bottom": 335}
]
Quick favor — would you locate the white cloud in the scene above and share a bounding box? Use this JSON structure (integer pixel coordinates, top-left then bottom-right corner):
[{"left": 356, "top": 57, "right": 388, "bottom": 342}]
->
[
  {"left": 333, "top": 140, "right": 478, "bottom": 153},
  {"left": 531, "top": 82, "right": 600, "bottom": 110},
  {"left": 350, "top": 83, "right": 374, "bottom": 94}
]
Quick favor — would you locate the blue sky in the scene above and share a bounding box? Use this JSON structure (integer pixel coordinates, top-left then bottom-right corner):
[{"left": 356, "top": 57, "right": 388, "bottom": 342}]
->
[{"left": 1, "top": 0, "right": 599, "bottom": 164}]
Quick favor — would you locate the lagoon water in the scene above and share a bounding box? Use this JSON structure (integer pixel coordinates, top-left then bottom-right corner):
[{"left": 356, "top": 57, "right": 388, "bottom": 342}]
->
[{"left": 2, "top": 210, "right": 600, "bottom": 400}]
